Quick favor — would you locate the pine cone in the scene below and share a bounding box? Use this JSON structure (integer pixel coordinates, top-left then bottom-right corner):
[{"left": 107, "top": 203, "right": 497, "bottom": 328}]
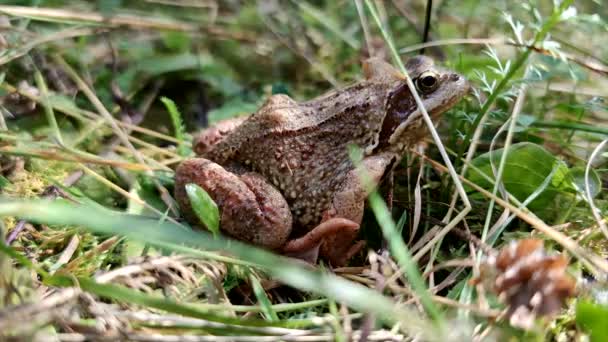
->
[{"left": 481, "top": 239, "right": 576, "bottom": 329}]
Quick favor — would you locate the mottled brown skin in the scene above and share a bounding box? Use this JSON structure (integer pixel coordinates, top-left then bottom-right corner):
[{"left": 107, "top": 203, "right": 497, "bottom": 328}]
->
[{"left": 175, "top": 56, "right": 469, "bottom": 266}]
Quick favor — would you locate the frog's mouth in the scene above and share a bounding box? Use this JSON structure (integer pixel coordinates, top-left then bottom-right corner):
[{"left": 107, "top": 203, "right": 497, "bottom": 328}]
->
[
  {"left": 410, "top": 72, "right": 469, "bottom": 122},
  {"left": 428, "top": 72, "right": 470, "bottom": 115}
]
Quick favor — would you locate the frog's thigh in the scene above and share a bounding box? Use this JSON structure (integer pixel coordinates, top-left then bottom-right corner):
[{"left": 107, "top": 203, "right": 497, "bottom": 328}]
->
[{"left": 175, "top": 158, "right": 292, "bottom": 249}]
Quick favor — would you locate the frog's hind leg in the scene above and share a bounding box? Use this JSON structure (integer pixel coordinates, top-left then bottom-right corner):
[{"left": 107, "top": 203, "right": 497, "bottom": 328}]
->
[
  {"left": 282, "top": 218, "right": 361, "bottom": 265},
  {"left": 175, "top": 158, "right": 292, "bottom": 249},
  {"left": 284, "top": 153, "right": 396, "bottom": 267}
]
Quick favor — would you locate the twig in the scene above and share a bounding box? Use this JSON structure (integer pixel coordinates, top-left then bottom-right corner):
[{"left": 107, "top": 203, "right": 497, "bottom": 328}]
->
[
  {"left": 420, "top": 0, "right": 433, "bottom": 55},
  {"left": 390, "top": 0, "right": 445, "bottom": 58}
]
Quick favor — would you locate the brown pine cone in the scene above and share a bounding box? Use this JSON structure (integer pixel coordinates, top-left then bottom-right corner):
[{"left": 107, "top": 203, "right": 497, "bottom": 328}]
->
[{"left": 479, "top": 239, "right": 576, "bottom": 329}]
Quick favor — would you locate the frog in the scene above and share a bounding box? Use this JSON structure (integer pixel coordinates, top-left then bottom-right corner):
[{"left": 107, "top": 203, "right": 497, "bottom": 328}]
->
[{"left": 174, "top": 55, "right": 469, "bottom": 266}]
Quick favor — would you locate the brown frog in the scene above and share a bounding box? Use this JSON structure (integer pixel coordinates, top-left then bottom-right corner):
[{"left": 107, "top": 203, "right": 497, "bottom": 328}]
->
[{"left": 174, "top": 56, "right": 469, "bottom": 266}]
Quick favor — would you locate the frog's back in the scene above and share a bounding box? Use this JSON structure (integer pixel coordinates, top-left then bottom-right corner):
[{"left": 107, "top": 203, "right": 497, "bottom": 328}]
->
[{"left": 204, "top": 82, "right": 391, "bottom": 228}]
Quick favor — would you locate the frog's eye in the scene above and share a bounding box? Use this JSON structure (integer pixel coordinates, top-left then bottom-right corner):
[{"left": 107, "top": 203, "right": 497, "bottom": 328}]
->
[{"left": 415, "top": 71, "right": 439, "bottom": 94}]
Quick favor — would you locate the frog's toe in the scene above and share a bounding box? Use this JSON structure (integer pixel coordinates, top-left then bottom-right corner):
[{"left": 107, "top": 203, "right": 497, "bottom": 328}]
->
[
  {"left": 282, "top": 217, "right": 362, "bottom": 267},
  {"left": 334, "top": 240, "right": 366, "bottom": 267},
  {"left": 283, "top": 244, "right": 321, "bottom": 265},
  {"left": 282, "top": 218, "right": 358, "bottom": 252},
  {"left": 320, "top": 226, "right": 364, "bottom": 267}
]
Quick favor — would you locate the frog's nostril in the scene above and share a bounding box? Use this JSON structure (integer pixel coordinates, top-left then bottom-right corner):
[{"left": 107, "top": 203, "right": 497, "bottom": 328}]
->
[{"left": 450, "top": 74, "right": 461, "bottom": 81}]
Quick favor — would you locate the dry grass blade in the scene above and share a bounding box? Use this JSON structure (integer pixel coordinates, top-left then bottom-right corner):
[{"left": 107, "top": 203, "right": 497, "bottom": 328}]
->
[
  {"left": 0, "top": 288, "right": 81, "bottom": 334},
  {"left": 0, "top": 26, "right": 100, "bottom": 66},
  {"left": 421, "top": 154, "right": 608, "bottom": 276},
  {"left": 78, "top": 165, "right": 181, "bottom": 225},
  {"left": 0, "top": 5, "right": 198, "bottom": 31},
  {"left": 0, "top": 5, "right": 255, "bottom": 41},
  {"left": 52, "top": 55, "right": 179, "bottom": 215},
  {"left": 0, "top": 145, "right": 156, "bottom": 171},
  {"left": 478, "top": 83, "right": 529, "bottom": 249},
  {"left": 364, "top": 1, "right": 472, "bottom": 267},
  {"left": 0, "top": 81, "right": 183, "bottom": 145}
]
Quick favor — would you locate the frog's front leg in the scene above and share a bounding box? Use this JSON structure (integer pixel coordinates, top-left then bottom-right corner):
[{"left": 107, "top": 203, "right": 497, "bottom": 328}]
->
[
  {"left": 284, "top": 153, "right": 396, "bottom": 266},
  {"left": 175, "top": 158, "right": 293, "bottom": 249}
]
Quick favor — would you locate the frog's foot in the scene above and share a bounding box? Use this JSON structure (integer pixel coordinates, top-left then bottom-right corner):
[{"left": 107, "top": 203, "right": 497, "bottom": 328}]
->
[{"left": 282, "top": 218, "right": 362, "bottom": 266}]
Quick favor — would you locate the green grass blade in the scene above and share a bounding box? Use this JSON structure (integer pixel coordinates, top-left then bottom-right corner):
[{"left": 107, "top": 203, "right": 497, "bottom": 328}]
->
[
  {"left": 531, "top": 120, "right": 608, "bottom": 136},
  {"left": 348, "top": 146, "right": 443, "bottom": 327},
  {"left": 34, "top": 68, "right": 63, "bottom": 145},
  {"left": 0, "top": 198, "right": 435, "bottom": 337},
  {"left": 250, "top": 274, "right": 279, "bottom": 322},
  {"left": 46, "top": 275, "right": 297, "bottom": 328}
]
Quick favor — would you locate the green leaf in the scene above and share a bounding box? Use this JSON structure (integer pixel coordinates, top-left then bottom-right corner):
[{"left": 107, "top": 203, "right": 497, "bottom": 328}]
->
[
  {"left": 576, "top": 301, "right": 608, "bottom": 342},
  {"left": 162, "top": 31, "right": 191, "bottom": 52},
  {"left": 185, "top": 183, "right": 220, "bottom": 237},
  {"left": 467, "top": 142, "right": 569, "bottom": 210},
  {"left": 566, "top": 166, "right": 602, "bottom": 199}
]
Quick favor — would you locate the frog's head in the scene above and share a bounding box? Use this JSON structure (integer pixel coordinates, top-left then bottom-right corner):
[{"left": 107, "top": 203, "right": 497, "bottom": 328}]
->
[{"left": 376, "top": 55, "right": 469, "bottom": 151}]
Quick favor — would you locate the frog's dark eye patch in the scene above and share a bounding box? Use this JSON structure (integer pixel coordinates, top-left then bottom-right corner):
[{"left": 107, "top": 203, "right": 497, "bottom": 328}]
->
[{"left": 415, "top": 71, "right": 440, "bottom": 94}]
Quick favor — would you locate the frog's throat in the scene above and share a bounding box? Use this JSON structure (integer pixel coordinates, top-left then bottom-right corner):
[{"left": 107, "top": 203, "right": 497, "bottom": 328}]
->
[{"left": 389, "top": 109, "right": 422, "bottom": 142}]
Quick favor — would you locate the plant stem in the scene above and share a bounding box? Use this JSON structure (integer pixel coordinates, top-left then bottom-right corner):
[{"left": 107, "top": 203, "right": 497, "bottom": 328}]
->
[
  {"left": 531, "top": 120, "right": 608, "bottom": 136},
  {"left": 34, "top": 68, "right": 63, "bottom": 145},
  {"left": 456, "top": 0, "right": 575, "bottom": 167}
]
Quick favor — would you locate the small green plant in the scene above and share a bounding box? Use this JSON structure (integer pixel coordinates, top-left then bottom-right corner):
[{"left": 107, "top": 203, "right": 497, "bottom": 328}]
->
[
  {"left": 184, "top": 183, "right": 220, "bottom": 237},
  {"left": 160, "top": 96, "right": 188, "bottom": 157}
]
